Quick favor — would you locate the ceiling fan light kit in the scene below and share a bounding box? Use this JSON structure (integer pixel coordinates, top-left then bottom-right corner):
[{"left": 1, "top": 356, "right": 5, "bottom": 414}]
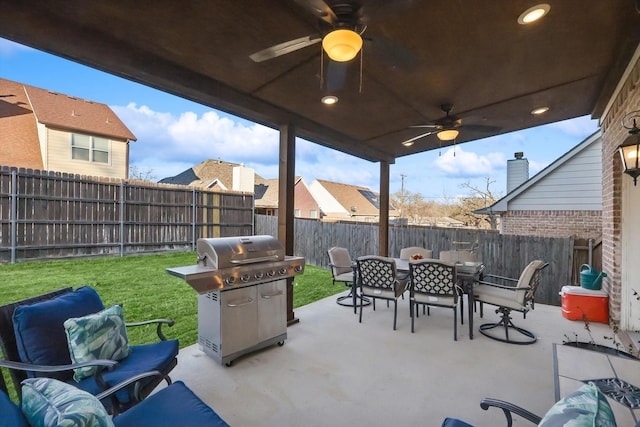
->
[
  {"left": 322, "top": 29, "right": 362, "bottom": 62},
  {"left": 437, "top": 129, "right": 459, "bottom": 141}
]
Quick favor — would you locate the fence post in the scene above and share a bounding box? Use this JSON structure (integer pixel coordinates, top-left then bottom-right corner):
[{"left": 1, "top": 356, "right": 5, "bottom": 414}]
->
[
  {"left": 10, "top": 170, "right": 17, "bottom": 264},
  {"left": 192, "top": 189, "right": 197, "bottom": 250},
  {"left": 120, "top": 181, "right": 125, "bottom": 257}
]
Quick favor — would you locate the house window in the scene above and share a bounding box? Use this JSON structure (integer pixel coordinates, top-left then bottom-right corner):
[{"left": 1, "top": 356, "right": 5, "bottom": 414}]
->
[
  {"left": 72, "top": 134, "right": 110, "bottom": 164},
  {"left": 309, "top": 210, "right": 318, "bottom": 218},
  {"left": 294, "top": 209, "right": 301, "bottom": 217}
]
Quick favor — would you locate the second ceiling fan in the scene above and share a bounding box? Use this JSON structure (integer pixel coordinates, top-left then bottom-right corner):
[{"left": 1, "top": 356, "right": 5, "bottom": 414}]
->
[{"left": 401, "top": 104, "right": 501, "bottom": 147}]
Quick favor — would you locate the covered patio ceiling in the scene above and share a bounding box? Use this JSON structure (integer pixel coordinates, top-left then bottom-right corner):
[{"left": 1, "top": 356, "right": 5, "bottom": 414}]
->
[{"left": 1, "top": 1, "right": 639, "bottom": 164}]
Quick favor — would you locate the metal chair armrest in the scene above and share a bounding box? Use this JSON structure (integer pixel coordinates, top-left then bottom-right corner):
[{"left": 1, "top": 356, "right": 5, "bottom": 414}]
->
[
  {"left": 0, "top": 358, "right": 118, "bottom": 373},
  {"left": 477, "top": 280, "right": 529, "bottom": 291},
  {"left": 126, "top": 319, "right": 175, "bottom": 341},
  {"left": 483, "top": 273, "right": 518, "bottom": 283},
  {"left": 480, "top": 398, "right": 542, "bottom": 426}
]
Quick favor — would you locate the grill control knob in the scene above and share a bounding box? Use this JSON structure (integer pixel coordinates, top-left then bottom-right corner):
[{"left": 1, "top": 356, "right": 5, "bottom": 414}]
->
[
  {"left": 225, "top": 276, "right": 236, "bottom": 285},
  {"left": 279, "top": 268, "right": 287, "bottom": 275},
  {"left": 294, "top": 265, "right": 303, "bottom": 272},
  {"left": 266, "top": 270, "right": 275, "bottom": 277},
  {"left": 254, "top": 272, "right": 264, "bottom": 280},
  {"left": 240, "top": 274, "right": 250, "bottom": 283}
]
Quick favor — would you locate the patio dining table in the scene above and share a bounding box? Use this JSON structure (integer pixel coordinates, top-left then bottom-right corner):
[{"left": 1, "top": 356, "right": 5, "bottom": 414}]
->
[{"left": 394, "top": 258, "right": 484, "bottom": 339}]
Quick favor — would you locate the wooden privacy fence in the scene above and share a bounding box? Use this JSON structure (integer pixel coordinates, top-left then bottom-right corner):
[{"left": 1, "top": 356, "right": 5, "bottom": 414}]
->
[
  {"left": 256, "top": 215, "right": 575, "bottom": 306},
  {"left": 0, "top": 167, "right": 254, "bottom": 263}
]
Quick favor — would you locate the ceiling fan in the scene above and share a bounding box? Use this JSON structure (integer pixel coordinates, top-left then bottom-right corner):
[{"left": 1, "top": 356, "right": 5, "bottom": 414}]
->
[
  {"left": 249, "top": 0, "right": 402, "bottom": 64},
  {"left": 401, "top": 104, "right": 500, "bottom": 147}
]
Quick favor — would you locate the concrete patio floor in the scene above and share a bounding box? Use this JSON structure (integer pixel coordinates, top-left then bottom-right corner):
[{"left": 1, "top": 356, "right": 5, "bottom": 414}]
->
[{"left": 165, "top": 291, "right": 621, "bottom": 427}]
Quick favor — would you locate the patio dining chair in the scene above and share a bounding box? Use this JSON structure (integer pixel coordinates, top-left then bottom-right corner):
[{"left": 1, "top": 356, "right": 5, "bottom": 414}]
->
[
  {"left": 0, "top": 286, "right": 179, "bottom": 413},
  {"left": 409, "top": 260, "right": 460, "bottom": 340},
  {"left": 356, "top": 256, "right": 408, "bottom": 330},
  {"left": 328, "top": 247, "right": 358, "bottom": 308},
  {"left": 474, "top": 260, "right": 548, "bottom": 344},
  {"left": 399, "top": 246, "right": 433, "bottom": 260}
]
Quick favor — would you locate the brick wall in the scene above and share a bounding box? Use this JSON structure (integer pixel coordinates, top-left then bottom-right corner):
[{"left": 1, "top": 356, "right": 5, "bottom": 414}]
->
[
  {"left": 600, "top": 53, "right": 640, "bottom": 322},
  {"left": 502, "top": 210, "right": 602, "bottom": 239}
]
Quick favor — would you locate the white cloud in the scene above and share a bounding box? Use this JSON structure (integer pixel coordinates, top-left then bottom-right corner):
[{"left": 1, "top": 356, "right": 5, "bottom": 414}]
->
[
  {"left": 549, "top": 116, "right": 599, "bottom": 137},
  {"left": 113, "top": 103, "right": 281, "bottom": 175},
  {"left": 434, "top": 147, "right": 506, "bottom": 178}
]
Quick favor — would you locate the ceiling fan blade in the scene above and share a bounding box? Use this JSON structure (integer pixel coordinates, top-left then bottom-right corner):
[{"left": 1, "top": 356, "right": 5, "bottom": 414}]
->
[
  {"left": 401, "top": 130, "right": 437, "bottom": 146},
  {"left": 409, "top": 124, "right": 440, "bottom": 129},
  {"left": 249, "top": 35, "right": 322, "bottom": 62},
  {"left": 294, "top": 0, "right": 337, "bottom": 24}
]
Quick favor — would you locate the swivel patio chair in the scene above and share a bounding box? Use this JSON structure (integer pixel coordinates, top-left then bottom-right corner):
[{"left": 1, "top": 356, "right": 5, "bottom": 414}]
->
[
  {"left": 356, "top": 256, "right": 408, "bottom": 330},
  {"left": 0, "top": 286, "right": 179, "bottom": 413},
  {"left": 409, "top": 260, "right": 459, "bottom": 340},
  {"left": 328, "top": 247, "right": 355, "bottom": 305},
  {"left": 399, "top": 246, "right": 433, "bottom": 260},
  {"left": 474, "top": 260, "right": 548, "bottom": 344},
  {"left": 0, "top": 361, "right": 229, "bottom": 426}
]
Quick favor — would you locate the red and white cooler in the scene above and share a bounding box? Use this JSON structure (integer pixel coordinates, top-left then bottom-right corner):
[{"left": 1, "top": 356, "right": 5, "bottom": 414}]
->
[{"left": 560, "top": 285, "right": 609, "bottom": 324}]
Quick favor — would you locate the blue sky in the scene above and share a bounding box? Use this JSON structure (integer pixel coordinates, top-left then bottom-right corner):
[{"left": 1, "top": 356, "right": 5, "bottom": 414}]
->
[{"left": 0, "top": 38, "right": 599, "bottom": 201}]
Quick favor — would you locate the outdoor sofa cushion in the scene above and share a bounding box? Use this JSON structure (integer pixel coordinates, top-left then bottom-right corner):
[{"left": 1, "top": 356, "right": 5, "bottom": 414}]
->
[
  {"left": 64, "top": 304, "right": 131, "bottom": 381},
  {"left": 538, "top": 382, "right": 616, "bottom": 427},
  {"left": 0, "top": 389, "right": 29, "bottom": 427},
  {"left": 21, "top": 377, "right": 114, "bottom": 427},
  {"left": 114, "top": 381, "right": 229, "bottom": 427},
  {"left": 13, "top": 286, "right": 105, "bottom": 380}
]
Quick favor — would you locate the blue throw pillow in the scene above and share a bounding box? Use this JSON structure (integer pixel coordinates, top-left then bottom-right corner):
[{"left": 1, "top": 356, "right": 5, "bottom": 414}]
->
[
  {"left": 64, "top": 304, "right": 131, "bottom": 381},
  {"left": 21, "top": 377, "right": 114, "bottom": 427},
  {"left": 538, "top": 382, "right": 616, "bottom": 427},
  {"left": 13, "top": 287, "right": 105, "bottom": 378}
]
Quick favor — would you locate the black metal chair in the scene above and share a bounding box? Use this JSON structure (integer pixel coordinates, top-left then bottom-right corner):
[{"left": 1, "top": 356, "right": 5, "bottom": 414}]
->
[
  {"left": 409, "top": 260, "right": 460, "bottom": 340},
  {"left": 328, "top": 246, "right": 370, "bottom": 311},
  {"left": 474, "top": 260, "right": 548, "bottom": 344},
  {"left": 0, "top": 287, "right": 178, "bottom": 413},
  {"left": 356, "top": 256, "right": 408, "bottom": 330}
]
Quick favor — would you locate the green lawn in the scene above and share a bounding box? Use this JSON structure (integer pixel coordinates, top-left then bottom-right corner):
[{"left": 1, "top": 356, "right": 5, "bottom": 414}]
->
[{"left": 0, "top": 252, "right": 343, "bottom": 348}]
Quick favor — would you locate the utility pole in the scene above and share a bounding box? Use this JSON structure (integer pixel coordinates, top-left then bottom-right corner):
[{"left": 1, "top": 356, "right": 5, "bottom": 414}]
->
[{"left": 400, "top": 174, "right": 407, "bottom": 219}]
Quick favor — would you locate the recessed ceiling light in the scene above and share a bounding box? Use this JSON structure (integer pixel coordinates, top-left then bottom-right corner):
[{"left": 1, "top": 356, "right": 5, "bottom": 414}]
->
[
  {"left": 531, "top": 106, "right": 550, "bottom": 115},
  {"left": 321, "top": 95, "right": 338, "bottom": 105},
  {"left": 402, "top": 140, "right": 415, "bottom": 147},
  {"left": 518, "top": 4, "right": 550, "bottom": 25}
]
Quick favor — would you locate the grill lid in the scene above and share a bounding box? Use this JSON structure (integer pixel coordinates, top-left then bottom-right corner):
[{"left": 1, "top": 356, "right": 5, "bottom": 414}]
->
[{"left": 197, "top": 235, "right": 284, "bottom": 269}]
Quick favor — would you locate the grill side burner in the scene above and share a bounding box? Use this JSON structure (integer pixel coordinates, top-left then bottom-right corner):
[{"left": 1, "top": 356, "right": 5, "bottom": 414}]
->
[{"left": 166, "top": 235, "right": 305, "bottom": 366}]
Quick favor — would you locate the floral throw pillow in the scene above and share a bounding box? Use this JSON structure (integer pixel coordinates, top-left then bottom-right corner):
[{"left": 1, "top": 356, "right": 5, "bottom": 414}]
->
[
  {"left": 21, "top": 377, "right": 114, "bottom": 427},
  {"left": 64, "top": 304, "right": 131, "bottom": 381},
  {"left": 538, "top": 382, "right": 616, "bottom": 427}
]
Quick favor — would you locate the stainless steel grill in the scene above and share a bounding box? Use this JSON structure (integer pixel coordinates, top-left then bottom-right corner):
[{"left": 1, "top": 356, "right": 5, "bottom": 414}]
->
[{"left": 167, "top": 235, "right": 305, "bottom": 366}]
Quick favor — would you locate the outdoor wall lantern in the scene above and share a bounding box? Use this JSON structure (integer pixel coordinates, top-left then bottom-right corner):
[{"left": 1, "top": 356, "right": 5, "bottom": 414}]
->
[{"left": 619, "top": 110, "right": 640, "bottom": 186}]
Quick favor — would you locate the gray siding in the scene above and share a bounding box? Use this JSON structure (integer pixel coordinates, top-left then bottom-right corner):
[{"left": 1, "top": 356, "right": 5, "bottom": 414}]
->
[{"left": 509, "top": 139, "right": 602, "bottom": 211}]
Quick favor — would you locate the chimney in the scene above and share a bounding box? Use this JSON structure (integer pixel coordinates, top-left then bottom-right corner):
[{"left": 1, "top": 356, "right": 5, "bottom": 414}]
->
[
  {"left": 507, "top": 152, "right": 529, "bottom": 193},
  {"left": 232, "top": 165, "right": 255, "bottom": 192}
]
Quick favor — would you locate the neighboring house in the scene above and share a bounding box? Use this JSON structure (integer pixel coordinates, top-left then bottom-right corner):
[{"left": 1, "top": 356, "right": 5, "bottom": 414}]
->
[
  {"left": 309, "top": 179, "right": 398, "bottom": 223},
  {"left": 0, "top": 78, "right": 136, "bottom": 179},
  {"left": 254, "top": 177, "right": 321, "bottom": 218},
  {"left": 159, "top": 159, "right": 257, "bottom": 192},
  {"left": 475, "top": 131, "right": 602, "bottom": 240},
  {"left": 160, "top": 160, "right": 321, "bottom": 218}
]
